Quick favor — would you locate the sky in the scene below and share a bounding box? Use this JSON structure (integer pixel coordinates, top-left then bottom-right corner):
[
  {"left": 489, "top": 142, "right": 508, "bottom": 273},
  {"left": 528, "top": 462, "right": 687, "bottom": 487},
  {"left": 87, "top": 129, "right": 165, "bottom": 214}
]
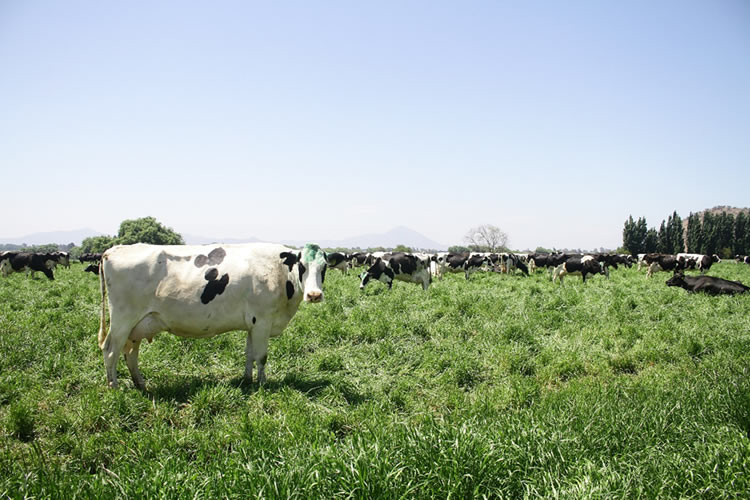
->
[{"left": 1, "top": 1, "right": 748, "bottom": 250}]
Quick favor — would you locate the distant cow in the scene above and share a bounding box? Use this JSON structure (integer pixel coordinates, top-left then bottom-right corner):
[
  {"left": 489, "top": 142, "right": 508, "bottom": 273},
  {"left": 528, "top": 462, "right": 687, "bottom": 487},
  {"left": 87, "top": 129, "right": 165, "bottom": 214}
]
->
[
  {"left": 349, "top": 252, "right": 374, "bottom": 269},
  {"left": 500, "top": 253, "right": 529, "bottom": 276},
  {"left": 97, "top": 242, "right": 331, "bottom": 389},
  {"left": 0, "top": 252, "right": 57, "bottom": 280},
  {"left": 641, "top": 254, "right": 688, "bottom": 278},
  {"left": 326, "top": 252, "right": 350, "bottom": 274},
  {"left": 666, "top": 272, "right": 749, "bottom": 296},
  {"left": 359, "top": 252, "right": 431, "bottom": 291},
  {"left": 736, "top": 255, "right": 750, "bottom": 265},
  {"left": 79, "top": 253, "right": 103, "bottom": 264},
  {"left": 84, "top": 264, "right": 100, "bottom": 275},
  {"left": 552, "top": 256, "right": 606, "bottom": 284}
]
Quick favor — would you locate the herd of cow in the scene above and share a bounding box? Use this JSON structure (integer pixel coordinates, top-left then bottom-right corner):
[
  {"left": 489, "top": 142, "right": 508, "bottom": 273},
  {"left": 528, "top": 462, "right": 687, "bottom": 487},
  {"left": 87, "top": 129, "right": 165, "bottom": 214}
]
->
[{"left": 1, "top": 244, "right": 748, "bottom": 389}]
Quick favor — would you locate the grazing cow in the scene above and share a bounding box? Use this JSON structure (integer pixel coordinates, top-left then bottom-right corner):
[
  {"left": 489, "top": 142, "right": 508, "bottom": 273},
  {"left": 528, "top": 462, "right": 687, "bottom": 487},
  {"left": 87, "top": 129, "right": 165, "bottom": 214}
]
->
[
  {"left": 79, "top": 253, "right": 103, "bottom": 264},
  {"left": 349, "top": 252, "right": 374, "bottom": 269},
  {"left": 84, "top": 264, "right": 100, "bottom": 275},
  {"left": 666, "top": 272, "right": 749, "bottom": 296},
  {"left": 359, "top": 252, "right": 431, "bottom": 291},
  {"left": 552, "top": 256, "right": 606, "bottom": 284},
  {"left": 646, "top": 255, "right": 688, "bottom": 278},
  {"left": 326, "top": 252, "right": 350, "bottom": 274},
  {"left": 500, "top": 253, "right": 529, "bottom": 276},
  {"left": 97, "top": 242, "right": 331, "bottom": 389},
  {"left": 0, "top": 252, "right": 56, "bottom": 280}
]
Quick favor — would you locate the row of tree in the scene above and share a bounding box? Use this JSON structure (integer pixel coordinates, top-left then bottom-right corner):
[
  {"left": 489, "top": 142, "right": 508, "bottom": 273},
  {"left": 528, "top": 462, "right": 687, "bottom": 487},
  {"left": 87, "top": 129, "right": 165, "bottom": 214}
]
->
[
  {"left": 622, "top": 209, "right": 750, "bottom": 257},
  {"left": 79, "top": 217, "right": 184, "bottom": 254}
]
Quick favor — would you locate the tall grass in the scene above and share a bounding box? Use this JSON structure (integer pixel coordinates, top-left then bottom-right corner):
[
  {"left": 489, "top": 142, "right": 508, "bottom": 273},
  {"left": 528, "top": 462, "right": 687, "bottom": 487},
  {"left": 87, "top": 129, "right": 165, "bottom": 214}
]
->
[{"left": 1, "top": 262, "right": 749, "bottom": 497}]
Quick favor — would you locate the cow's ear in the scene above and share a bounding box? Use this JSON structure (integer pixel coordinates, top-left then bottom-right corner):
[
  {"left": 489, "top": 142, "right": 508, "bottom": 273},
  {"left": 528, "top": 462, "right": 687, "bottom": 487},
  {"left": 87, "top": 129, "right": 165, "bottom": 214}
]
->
[{"left": 280, "top": 252, "right": 298, "bottom": 272}]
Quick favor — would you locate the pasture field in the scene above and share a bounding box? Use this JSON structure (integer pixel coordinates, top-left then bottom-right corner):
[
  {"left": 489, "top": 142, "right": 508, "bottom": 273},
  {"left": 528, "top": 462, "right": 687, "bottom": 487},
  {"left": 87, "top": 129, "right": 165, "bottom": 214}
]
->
[{"left": 1, "top": 261, "right": 750, "bottom": 498}]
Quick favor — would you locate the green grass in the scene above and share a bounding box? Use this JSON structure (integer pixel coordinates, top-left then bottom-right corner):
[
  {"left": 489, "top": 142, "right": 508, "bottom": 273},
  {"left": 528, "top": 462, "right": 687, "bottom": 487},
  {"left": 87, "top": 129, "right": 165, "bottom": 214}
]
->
[{"left": 1, "top": 262, "right": 749, "bottom": 498}]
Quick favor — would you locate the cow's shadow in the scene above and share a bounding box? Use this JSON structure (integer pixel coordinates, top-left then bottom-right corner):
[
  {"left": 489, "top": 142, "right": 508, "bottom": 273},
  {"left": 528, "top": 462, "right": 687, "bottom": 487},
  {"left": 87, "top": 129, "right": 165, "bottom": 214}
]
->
[{"left": 146, "top": 372, "right": 365, "bottom": 405}]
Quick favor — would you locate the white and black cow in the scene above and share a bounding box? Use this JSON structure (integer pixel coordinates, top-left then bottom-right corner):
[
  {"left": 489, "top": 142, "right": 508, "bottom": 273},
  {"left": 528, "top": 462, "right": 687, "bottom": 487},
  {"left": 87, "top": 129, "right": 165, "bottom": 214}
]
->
[
  {"left": 500, "top": 253, "right": 529, "bottom": 276},
  {"left": 0, "top": 252, "right": 57, "bottom": 280},
  {"left": 326, "top": 252, "right": 350, "bottom": 274},
  {"left": 79, "top": 253, "right": 103, "bottom": 265},
  {"left": 97, "top": 243, "right": 332, "bottom": 389},
  {"left": 736, "top": 255, "right": 750, "bottom": 265},
  {"left": 552, "top": 256, "right": 606, "bottom": 284},
  {"left": 436, "top": 252, "right": 487, "bottom": 280},
  {"left": 666, "top": 272, "right": 749, "bottom": 296},
  {"left": 359, "top": 252, "right": 431, "bottom": 291},
  {"left": 349, "top": 252, "right": 374, "bottom": 269},
  {"left": 647, "top": 254, "right": 689, "bottom": 278}
]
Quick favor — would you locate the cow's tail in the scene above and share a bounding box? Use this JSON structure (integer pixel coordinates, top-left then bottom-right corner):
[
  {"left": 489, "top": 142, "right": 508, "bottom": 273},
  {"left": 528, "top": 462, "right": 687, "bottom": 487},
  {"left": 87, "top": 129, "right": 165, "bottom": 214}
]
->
[{"left": 97, "top": 260, "right": 107, "bottom": 349}]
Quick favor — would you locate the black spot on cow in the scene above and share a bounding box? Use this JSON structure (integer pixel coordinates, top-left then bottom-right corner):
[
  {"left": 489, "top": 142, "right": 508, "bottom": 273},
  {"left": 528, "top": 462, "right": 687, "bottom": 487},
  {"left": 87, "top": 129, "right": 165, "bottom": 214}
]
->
[
  {"left": 280, "top": 252, "right": 299, "bottom": 272},
  {"left": 195, "top": 247, "right": 226, "bottom": 268},
  {"left": 252, "top": 317, "right": 256, "bottom": 324},
  {"left": 286, "top": 280, "right": 295, "bottom": 300},
  {"left": 200, "top": 267, "right": 229, "bottom": 304},
  {"left": 298, "top": 262, "right": 307, "bottom": 282},
  {"left": 321, "top": 265, "right": 327, "bottom": 283}
]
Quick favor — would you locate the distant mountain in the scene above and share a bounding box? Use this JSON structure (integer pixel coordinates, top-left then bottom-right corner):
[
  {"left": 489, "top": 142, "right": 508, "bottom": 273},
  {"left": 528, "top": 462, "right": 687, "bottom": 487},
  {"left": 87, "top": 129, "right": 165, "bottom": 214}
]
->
[
  {"left": 283, "top": 226, "right": 447, "bottom": 251},
  {"left": 0, "top": 228, "right": 104, "bottom": 246}
]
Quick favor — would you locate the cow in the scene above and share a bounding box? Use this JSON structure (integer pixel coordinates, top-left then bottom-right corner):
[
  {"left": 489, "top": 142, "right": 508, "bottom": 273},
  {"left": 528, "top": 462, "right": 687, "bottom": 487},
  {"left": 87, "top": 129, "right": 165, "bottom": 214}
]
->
[
  {"left": 552, "top": 256, "right": 606, "bottom": 284},
  {"left": 359, "top": 252, "right": 431, "bottom": 291},
  {"left": 79, "top": 253, "right": 103, "bottom": 264},
  {"left": 666, "top": 272, "right": 749, "bottom": 296},
  {"left": 0, "top": 252, "right": 57, "bottom": 280},
  {"left": 97, "top": 242, "right": 331, "bottom": 389},
  {"left": 644, "top": 254, "right": 688, "bottom": 278},
  {"left": 349, "top": 252, "right": 374, "bottom": 269},
  {"left": 326, "top": 252, "right": 350, "bottom": 274},
  {"left": 736, "top": 255, "right": 750, "bottom": 265},
  {"left": 499, "top": 253, "right": 529, "bottom": 276},
  {"left": 84, "top": 264, "right": 100, "bottom": 275}
]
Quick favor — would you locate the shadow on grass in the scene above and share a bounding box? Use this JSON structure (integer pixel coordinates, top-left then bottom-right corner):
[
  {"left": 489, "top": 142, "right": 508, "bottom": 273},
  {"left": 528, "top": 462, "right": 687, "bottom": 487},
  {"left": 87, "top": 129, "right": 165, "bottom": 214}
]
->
[{"left": 146, "top": 372, "right": 366, "bottom": 405}]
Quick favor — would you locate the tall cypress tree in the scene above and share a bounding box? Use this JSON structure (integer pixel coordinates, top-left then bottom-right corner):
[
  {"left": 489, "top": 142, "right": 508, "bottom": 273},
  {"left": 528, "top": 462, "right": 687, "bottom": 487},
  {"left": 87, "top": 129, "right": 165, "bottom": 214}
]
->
[
  {"left": 670, "top": 211, "right": 684, "bottom": 253},
  {"left": 645, "top": 228, "right": 659, "bottom": 253},
  {"left": 657, "top": 220, "right": 668, "bottom": 253},
  {"left": 735, "top": 212, "right": 748, "bottom": 256},
  {"left": 702, "top": 212, "right": 717, "bottom": 254}
]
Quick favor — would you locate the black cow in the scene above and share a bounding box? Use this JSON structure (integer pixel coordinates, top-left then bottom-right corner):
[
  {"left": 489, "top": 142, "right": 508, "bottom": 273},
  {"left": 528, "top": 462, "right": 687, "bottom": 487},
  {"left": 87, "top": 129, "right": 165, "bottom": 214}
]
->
[
  {"left": 666, "top": 272, "right": 749, "bottom": 295},
  {"left": 84, "top": 264, "right": 100, "bottom": 275},
  {"left": 359, "top": 253, "right": 431, "bottom": 290},
  {"left": 0, "top": 252, "right": 56, "bottom": 280},
  {"left": 552, "top": 257, "right": 606, "bottom": 284},
  {"left": 79, "top": 253, "right": 103, "bottom": 264}
]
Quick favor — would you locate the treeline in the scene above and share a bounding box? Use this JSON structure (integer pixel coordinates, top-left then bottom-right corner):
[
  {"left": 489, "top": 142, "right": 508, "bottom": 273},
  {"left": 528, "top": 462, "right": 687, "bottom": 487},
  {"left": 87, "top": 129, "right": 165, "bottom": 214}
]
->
[{"left": 623, "top": 208, "right": 750, "bottom": 257}]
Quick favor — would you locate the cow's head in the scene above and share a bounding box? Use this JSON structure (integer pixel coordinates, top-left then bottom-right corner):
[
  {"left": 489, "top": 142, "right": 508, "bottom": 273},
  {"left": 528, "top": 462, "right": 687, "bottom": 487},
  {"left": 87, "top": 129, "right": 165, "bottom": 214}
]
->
[
  {"left": 280, "top": 244, "right": 330, "bottom": 303},
  {"left": 665, "top": 271, "right": 687, "bottom": 288},
  {"left": 359, "top": 258, "right": 394, "bottom": 290}
]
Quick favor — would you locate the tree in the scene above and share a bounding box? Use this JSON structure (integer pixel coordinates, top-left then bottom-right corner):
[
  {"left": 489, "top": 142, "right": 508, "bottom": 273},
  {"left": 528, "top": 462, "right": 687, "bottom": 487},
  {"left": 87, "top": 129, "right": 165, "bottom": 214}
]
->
[
  {"left": 735, "top": 212, "right": 748, "bottom": 256},
  {"left": 644, "top": 228, "right": 658, "bottom": 253},
  {"left": 464, "top": 225, "right": 508, "bottom": 253},
  {"left": 686, "top": 213, "right": 702, "bottom": 253},
  {"left": 80, "top": 235, "right": 117, "bottom": 254},
  {"left": 670, "top": 212, "right": 684, "bottom": 253},
  {"left": 448, "top": 245, "right": 471, "bottom": 254},
  {"left": 117, "top": 216, "right": 184, "bottom": 246},
  {"left": 393, "top": 244, "right": 412, "bottom": 253},
  {"left": 657, "top": 219, "right": 668, "bottom": 253}
]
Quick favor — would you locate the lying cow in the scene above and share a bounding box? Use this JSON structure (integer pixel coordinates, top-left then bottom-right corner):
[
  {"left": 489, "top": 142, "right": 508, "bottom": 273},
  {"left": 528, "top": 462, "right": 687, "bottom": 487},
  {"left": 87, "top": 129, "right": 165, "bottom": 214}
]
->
[
  {"left": 359, "top": 252, "right": 431, "bottom": 291},
  {"left": 666, "top": 272, "right": 749, "bottom": 296},
  {"left": 97, "top": 242, "right": 332, "bottom": 389},
  {"left": 552, "top": 256, "right": 606, "bottom": 284},
  {"left": 0, "top": 252, "right": 57, "bottom": 280}
]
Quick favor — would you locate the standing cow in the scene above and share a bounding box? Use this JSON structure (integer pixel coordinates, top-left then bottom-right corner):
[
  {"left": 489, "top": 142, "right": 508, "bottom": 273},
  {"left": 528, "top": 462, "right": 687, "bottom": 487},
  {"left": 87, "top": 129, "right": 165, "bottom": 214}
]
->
[
  {"left": 359, "top": 252, "right": 432, "bottom": 291},
  {"left": 97, "top": 243, "right": 331, "bottom": 389}
]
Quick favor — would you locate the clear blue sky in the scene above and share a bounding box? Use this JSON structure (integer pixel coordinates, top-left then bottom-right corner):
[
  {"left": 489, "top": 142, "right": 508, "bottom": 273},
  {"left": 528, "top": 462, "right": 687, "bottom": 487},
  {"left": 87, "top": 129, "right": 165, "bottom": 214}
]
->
[{"left": 1, "top": 1, "right": 748, "bottom": 250}]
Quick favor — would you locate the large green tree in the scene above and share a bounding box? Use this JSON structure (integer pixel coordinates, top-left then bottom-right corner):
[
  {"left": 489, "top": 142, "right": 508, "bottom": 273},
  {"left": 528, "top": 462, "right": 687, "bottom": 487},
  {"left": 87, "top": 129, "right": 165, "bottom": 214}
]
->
[
  {"left": 80, "top": 235, "right": 117, "bottom": 254},
  {"left": 116, "top": 217, "right": 184, "bottom": 246}
]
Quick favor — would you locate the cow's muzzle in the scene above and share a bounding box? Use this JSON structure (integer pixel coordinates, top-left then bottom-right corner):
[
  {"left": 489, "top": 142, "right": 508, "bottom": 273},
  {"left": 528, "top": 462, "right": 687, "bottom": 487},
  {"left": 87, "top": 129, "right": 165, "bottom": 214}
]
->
[{"left": 306, "top": 291, "right": 323, "bottom": 303}]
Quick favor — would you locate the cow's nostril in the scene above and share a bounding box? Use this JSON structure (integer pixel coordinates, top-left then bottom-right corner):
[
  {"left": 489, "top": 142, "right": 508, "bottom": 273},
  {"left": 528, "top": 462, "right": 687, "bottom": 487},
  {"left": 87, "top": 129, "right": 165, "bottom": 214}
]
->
[{"left": 306, "top": 291, "right": 322, "bottom": 302}]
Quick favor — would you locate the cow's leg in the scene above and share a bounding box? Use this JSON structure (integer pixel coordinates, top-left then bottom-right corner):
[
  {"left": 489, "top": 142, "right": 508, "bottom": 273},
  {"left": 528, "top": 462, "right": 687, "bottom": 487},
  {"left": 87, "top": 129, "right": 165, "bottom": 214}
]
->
[
  {"left": 124, "top": 339, "right": 146, "bottom": 390},
  {"left": 101, "top": 320, "right": 136, "bottom": 389},
  {"left": 245, "top": 319, "right": 271, "bottom": 385}
]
